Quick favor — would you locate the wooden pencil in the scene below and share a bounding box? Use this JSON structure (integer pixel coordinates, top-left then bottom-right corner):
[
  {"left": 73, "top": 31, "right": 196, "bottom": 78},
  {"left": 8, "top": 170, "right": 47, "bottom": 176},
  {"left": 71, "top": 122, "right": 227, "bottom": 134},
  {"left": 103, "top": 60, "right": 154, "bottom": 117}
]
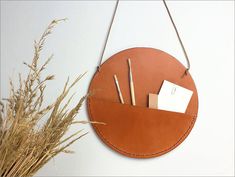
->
[
  {"left": 128, "top": 58, "right": 136, "bottom": 106},
  {"left": 113, "top": 74, "right": 124, "bottom": 104}
]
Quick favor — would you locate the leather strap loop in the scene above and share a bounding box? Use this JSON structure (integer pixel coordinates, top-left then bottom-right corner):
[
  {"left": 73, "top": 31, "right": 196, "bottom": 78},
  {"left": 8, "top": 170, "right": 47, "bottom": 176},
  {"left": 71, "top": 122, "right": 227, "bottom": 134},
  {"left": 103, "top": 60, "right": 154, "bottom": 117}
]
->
[
  {"left": 97, "top": 0, "right": 119, "bottom": 72},
  {"left": 162, "top": 0, "right": 191, "bottom": 74},
  {"left": 98, "top": 0, "right": 191, "bottom": 74}
]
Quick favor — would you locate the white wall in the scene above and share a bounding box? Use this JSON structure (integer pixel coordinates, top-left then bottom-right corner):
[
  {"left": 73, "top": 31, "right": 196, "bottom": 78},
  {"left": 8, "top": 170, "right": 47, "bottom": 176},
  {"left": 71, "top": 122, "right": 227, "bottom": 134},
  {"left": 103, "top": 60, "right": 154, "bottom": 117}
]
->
[{"left": 1, "top": 1, "right": 234, "bottom": 176}]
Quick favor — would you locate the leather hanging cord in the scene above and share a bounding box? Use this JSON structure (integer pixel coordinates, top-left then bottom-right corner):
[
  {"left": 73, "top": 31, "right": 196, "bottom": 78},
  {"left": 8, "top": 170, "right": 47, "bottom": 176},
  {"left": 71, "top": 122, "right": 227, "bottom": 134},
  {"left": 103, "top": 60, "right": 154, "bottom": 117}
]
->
[
  {"left": 97, "top": 0, "right": 191, "bottom": 74},
  {"left": 162, "top": 0, "right": 190, "bottom": 74},
  {"left": 97, "top": 0, "right": 119, "bottom": 72}
]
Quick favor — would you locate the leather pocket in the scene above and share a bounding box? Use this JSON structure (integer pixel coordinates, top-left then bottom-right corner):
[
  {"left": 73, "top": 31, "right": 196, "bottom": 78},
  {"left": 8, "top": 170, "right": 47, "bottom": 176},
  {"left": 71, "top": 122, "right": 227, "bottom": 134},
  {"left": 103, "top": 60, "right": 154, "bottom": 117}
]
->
[{"left": 87, "top": 97, "right": 196, "bottom": 158}]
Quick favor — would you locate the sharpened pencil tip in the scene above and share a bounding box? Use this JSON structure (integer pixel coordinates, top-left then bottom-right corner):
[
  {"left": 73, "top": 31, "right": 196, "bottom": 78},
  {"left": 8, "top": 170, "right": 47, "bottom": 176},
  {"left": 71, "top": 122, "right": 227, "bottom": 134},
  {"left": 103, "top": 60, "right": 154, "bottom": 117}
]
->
[{"left": 128, "top": 58, "right": 131, "bottom": 67}]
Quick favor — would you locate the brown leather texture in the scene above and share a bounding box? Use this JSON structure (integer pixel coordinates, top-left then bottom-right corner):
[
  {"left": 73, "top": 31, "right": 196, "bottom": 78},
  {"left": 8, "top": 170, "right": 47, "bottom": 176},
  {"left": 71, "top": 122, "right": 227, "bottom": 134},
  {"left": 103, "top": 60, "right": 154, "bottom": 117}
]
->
[{"left": 87, "top": 47, "right": 198, "bottom": 158}]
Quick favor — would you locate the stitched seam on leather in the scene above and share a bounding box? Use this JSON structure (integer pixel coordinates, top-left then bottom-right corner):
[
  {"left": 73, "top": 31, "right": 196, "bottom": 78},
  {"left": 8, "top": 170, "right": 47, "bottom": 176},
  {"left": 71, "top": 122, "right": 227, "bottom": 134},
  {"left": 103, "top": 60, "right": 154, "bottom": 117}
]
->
[{"left": 88, "top": 98, "right": 197, "bottom": 157}]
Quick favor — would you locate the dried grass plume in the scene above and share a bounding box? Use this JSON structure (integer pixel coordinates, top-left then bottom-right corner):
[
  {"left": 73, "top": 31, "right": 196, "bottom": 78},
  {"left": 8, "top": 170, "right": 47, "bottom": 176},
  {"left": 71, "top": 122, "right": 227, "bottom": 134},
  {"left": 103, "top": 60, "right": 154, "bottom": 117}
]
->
[{"left": 0, "top": 19, "right": 91, "bottom": 177}]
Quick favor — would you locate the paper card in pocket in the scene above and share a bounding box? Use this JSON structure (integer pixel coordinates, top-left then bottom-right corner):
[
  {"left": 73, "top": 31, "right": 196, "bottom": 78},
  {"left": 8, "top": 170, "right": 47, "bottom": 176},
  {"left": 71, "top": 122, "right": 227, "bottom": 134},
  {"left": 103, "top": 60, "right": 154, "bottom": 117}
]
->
[{"left": 158, "top": 80, "right": 193, "bottom": 113}]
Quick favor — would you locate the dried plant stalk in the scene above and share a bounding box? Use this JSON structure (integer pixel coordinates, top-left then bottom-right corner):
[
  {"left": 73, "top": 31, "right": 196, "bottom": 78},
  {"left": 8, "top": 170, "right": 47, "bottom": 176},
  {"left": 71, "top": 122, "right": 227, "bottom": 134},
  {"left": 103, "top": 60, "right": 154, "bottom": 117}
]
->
[{"left": 0, "top": 19, "right": 90, "bottom": 177}]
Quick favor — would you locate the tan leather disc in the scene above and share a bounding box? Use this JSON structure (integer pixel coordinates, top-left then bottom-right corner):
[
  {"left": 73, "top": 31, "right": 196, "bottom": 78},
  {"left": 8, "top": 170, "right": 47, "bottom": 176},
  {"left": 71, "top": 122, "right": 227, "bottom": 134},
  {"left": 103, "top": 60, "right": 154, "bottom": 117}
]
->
[{"left": 87, "top": 47, "right": 198, "bottom": 158}]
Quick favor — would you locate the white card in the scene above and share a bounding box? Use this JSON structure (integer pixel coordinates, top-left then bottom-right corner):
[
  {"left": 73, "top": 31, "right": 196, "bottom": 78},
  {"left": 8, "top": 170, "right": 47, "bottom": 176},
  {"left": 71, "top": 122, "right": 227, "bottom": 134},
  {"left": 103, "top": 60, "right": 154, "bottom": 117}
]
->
[{"left": 158, "top": 80, "right": 193, "bottom": 113}]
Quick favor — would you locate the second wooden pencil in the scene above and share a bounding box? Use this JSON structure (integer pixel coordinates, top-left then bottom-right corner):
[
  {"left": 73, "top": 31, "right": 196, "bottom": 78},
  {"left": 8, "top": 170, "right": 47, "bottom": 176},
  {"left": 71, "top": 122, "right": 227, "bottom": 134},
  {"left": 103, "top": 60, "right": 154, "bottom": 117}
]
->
[{"left": 128, "top": 58, "right": 136, "bottom": 106}]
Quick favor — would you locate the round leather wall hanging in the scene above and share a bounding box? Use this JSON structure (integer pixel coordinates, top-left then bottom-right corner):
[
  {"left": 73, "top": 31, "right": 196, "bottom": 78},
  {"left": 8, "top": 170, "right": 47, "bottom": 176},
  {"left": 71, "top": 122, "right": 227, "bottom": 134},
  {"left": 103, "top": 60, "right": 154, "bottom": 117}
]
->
[{"left": 87, "top": 47, "right": 198, "bottom": 158}]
